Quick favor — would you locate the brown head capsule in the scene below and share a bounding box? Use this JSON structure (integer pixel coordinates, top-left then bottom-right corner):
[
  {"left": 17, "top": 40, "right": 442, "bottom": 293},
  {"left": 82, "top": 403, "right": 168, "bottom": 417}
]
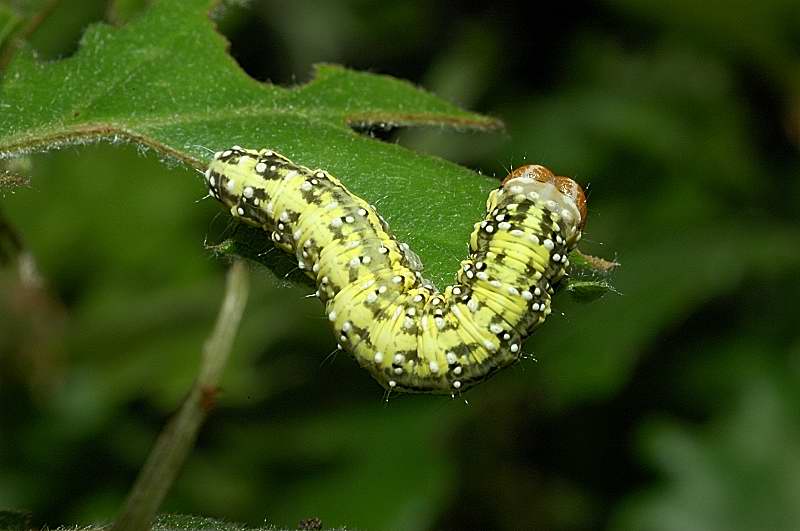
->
[{"left": 502, "top": 164, "right": 587, "bottom": 230}]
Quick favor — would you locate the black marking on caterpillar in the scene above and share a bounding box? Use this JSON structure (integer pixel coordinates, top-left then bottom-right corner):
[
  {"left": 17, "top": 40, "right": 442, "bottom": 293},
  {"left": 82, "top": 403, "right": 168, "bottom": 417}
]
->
[{"left": 205, "top": 146, "right": 587, "bottom": 394}]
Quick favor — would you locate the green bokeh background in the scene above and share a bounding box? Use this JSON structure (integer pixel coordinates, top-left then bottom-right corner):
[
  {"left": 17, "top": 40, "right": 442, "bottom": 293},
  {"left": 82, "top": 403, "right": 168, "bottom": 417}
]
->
[{"left": 2, "top": 1, "right": 799, "bottom": 530}]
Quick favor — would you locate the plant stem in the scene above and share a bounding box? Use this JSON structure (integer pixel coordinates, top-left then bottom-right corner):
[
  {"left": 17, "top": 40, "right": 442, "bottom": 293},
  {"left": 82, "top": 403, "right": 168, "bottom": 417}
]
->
[{"left": 111, "top": 260, "right": 249, "bottom": 531}]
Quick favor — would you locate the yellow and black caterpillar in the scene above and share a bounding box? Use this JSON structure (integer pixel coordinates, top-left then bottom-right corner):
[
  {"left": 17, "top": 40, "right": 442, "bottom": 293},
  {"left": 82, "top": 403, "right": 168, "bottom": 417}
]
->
[{"left": 206, "top": 147, "right": 587, "bottom": 394}]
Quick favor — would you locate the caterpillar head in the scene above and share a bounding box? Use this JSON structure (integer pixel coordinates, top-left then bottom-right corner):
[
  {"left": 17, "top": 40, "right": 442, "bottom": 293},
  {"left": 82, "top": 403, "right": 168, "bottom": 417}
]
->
[{"left": 502, "top": 165, "right": 587, "bottom": 230}]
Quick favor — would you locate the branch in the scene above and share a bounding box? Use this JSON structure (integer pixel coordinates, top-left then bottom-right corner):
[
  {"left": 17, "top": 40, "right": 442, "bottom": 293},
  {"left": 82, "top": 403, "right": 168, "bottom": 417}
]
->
[{"left": 111, "top": 261, "right": 250, "bottom": 531}]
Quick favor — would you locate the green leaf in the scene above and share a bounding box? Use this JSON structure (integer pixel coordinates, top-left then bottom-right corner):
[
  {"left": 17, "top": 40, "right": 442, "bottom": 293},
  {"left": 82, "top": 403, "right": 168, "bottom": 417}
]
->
[
  {"left": 612, "top": 364, "right": 800, "bottom": 531},
  {"left": 0, "top": 156, "right": 31, "bottom": 190},
  {"left": 46, "top": 513, "right": 347, "bottom": 531},
  {"left": 151, "top": 515, "right": 285, "bottom": 531},
  {"left": 564, "top": 279, "right": 616, "bottom": 302},
  {"left": 0, "top": 0, "right": 613, "bottom": 291}
]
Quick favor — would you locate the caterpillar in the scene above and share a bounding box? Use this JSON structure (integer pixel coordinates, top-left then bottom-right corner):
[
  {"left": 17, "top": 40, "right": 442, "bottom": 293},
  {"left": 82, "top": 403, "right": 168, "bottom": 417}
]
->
[{"left": 205, "top": 147, "right": 586, "bottom": 394}]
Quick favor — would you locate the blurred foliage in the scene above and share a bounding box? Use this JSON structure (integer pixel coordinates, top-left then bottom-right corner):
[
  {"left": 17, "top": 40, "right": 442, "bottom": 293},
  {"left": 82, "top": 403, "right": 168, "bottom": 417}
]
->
[{"left": 1, "top": 1, "right": 799, "bottom": 531}]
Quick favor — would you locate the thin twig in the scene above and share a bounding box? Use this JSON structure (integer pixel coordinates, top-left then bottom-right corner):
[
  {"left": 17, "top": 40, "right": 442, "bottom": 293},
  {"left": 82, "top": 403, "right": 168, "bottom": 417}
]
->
[{"left": 111, "top": 260, "right": 250, "bottom": 531}]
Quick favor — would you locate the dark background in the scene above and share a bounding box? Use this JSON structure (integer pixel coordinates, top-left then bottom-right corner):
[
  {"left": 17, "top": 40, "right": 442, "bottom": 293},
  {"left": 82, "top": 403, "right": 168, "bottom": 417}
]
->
[{"left": 2, "top": 1, "right": 799, "bottom": 530}]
